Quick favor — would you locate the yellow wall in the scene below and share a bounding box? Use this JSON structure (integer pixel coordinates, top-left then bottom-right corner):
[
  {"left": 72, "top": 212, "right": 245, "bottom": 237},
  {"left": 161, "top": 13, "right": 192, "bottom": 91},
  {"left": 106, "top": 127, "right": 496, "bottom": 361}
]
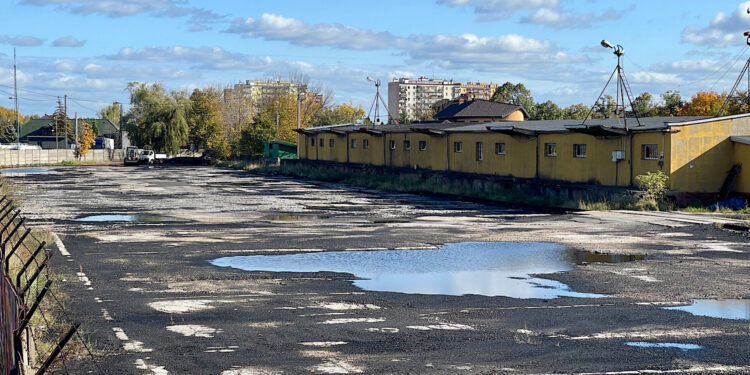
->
[
  {"left": 536, "top": 133, "right": 630, "bottom": 186},
  {"left": 348, "top": 133, "right": 385, "bottom": 166},
  {"left": 298, "top": 133, "right": 315, "bottom": 160},
  {"left": 313, "top": 133, "right": 348, "bottom": 163},
  {"left": 734, "top": 142, "right": 750, "bottom": 195},
  {"left": 669, "top": 120, "right": 737, "bottom": 193},
  {"left": 384, "top": 132, "right": 448, "bottom": 170},
  {"left": 447, "top": 132, "right": 536, "bottom": 178},
  {"left": 631, "top": 132, "right": 670, "bottom": 182}
]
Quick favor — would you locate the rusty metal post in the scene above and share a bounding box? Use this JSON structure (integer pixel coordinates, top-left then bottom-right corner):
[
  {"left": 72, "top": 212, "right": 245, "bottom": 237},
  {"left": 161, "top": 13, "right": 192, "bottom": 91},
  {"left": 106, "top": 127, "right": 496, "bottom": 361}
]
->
[
  {"left": 19, "top": 252, "right": 49, "bottom": 299},
  {"left": 16, "top": 241, "right": 44, "bottom": 288},
  {"left": 35, "top": 323, "right": 80, "bottom": 375},
  {"left": 16, "top": 280, "right": 52, "bottom": 334}
]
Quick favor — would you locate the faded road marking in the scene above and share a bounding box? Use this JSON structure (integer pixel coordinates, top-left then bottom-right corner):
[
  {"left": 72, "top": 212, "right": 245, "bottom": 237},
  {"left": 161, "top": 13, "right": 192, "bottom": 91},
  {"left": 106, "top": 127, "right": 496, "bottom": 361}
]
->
[
  {"left": 148, "top": 299, "right": 215, "bottom": 314},
  {"left": 135, "top": 358, "right": 169, "bottom": 375},
  {"left": 301, "top": 341, "right": 347, "bottom": 347},
  {"left": 166, "top": 324, "right": 221, "bottom": 338},
  {"left": 407, "top": 323, "right": 474, "bottom": 331},
  {"left": 319, "top": 318, "right": 385, "bottom": 324}
]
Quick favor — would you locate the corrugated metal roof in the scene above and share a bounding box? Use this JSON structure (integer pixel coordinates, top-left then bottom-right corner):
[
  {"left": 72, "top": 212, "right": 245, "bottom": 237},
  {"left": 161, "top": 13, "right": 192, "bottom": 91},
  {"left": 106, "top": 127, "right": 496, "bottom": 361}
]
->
[{"left": 444, "top": 116, "right": 709, "bottom": 133}]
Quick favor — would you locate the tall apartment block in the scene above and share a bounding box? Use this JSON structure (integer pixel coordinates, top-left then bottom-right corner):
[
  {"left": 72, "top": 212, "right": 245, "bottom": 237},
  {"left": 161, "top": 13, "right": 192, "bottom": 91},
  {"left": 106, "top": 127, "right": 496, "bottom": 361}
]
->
[
  {"left": 224, "top": 80, "right": 307, "bottom": 104},
  {"left": 387, "top": 77, "right": 499, "bottom": 121}
]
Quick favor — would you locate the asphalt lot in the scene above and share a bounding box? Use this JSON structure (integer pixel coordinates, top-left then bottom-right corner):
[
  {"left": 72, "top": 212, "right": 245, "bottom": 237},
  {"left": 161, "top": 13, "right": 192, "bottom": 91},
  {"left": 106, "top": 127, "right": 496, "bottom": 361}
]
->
[{"left": 6, "top": 165, "right": 750, "bottom": 374}]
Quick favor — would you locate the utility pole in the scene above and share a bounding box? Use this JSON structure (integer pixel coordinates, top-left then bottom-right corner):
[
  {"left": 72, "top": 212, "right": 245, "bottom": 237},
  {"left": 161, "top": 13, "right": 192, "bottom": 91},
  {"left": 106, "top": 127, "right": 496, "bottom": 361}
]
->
[
  {"left": 75, "top": 112, "right": 78, "bottom": 152},
  {"left": 13, "top": 48, "right": 19, "bottom": 145},
  {"left": 64, "top": 94, "right": 68, "bottom": 149}
]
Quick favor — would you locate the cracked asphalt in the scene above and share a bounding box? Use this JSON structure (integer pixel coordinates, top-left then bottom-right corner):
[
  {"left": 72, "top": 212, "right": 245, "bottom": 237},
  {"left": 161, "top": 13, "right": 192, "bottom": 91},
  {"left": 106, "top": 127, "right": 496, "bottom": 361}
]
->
[{"left": 6, "top": 165, "right": 750, "bottom": 374}]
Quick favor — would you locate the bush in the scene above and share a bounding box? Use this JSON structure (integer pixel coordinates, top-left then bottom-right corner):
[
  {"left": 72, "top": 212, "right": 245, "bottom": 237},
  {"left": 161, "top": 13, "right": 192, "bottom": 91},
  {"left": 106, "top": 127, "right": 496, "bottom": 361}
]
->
[{"left": 635, "top": 171, "right": 669, "bottom": 201}]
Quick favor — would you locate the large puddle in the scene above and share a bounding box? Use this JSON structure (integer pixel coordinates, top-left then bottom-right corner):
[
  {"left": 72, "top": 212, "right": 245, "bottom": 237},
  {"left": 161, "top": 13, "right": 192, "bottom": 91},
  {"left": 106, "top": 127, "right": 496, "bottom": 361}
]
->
[
  {"left": 76, "top": 214, "right": 185, "bottom": 223},
  {"left": 664, "top": 299, "right": 750, "bottom": 320},
  {"left": 0, "top": 168, "right": 54, "bottom": 175},
  {"left": 210, "top": 242, "right": 642, "bottom": 298}
]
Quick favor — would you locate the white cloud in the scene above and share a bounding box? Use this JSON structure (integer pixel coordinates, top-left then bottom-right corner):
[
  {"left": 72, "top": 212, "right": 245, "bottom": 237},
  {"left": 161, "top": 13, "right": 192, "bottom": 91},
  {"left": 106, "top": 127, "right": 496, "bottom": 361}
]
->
[
  {"left": 520, "top": 5, "right": 633, "bottom": 29},
  {"left": 224, "top": 14, "right": 587, "bottom": 72},
  {"left": 437, "top": 0, "right": 559, "bottom": 20},
  {"left": 0, "top": 35, "right": 45, "bottom": 46},
  {"left": 52, "top": 36, "right": 86, "bottom": 47},
  {"left": 628, "top": 72, "right": 682, "bottom": 85},
  {"left": 226, "top": 14, "right": 398, "bottom": 50},
  {"left": 682, "top": 1, "right": 750, "bottom": 48},
  {"left": 20, "top": 0, "right": 224, "bottom": 31}
]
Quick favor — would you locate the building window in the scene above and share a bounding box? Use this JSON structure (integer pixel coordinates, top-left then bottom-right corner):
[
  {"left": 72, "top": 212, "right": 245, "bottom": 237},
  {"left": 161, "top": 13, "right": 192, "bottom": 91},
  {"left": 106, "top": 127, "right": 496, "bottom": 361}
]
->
[
  {"left": 329, "top": 139, "right": 334, "bottom": 147},
  {"left": 311, "top": 138, "right": 315, "bottom": 146},
  {"left": 454, "top": 141, "right": 463, "bottom": 153},
  {"left": 642, "top": 144, "right": 658, "bottom": 160},
  {"left": 320, "top": 138, "right": 324, "bottom": 147},
  {"left": 404, "top": 140, "right": 411, "bottom": 151},
  {"left": 390, "top": 140, "right": 396, "bottom": 150},
  {"left": 495, "top": 143, "right": 506, "bottom": 155},
  {"left": 545, "top": 143, "right": 556, "bottom": 157},
  {"left": 574, "top": 144, "right": 587, "bottom": 158},
  {"left": 363, "top": 139, "right": 369, "bottom": 149},
  {"left": 419, "top": 140, "right": 427, "bottom": 151},
  {"left": 351, "top": 139, "right": 357, "bottom": 149},
  {"left": 476, "top": 142, "right": 484, "bottom": 161}
]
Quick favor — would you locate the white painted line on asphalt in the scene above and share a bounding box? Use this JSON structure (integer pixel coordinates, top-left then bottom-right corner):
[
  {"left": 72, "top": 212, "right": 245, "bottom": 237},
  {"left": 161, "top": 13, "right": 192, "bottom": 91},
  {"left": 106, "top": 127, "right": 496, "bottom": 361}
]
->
[
  {"left": 135, "top": 358, "right": 169, "bottom": 375},
  {"left": 51, "top": 232, "right": 72, "bottom": 259},
  {"left": 101, "top": 308, "right": 112, "bottom": 321},
  {"left": 76, "top": 272, "right": 91, "bottom": 286}
]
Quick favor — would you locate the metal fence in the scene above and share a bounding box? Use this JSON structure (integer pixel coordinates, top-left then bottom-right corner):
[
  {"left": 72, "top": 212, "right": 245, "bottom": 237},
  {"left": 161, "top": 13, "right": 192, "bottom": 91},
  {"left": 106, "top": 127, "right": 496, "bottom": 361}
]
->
[
  {"left": 0, "top": 149, "right": 125, "bottom": 167},
  {"left": 0, "top": 184, "right": 99, "bottom": 374}
]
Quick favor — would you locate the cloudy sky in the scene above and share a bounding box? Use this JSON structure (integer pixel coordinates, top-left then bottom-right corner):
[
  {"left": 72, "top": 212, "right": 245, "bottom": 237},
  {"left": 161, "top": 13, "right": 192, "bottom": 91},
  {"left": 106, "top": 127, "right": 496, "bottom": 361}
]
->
[{"left": 2, "top": 0, "right": 750, "bottom": 117}]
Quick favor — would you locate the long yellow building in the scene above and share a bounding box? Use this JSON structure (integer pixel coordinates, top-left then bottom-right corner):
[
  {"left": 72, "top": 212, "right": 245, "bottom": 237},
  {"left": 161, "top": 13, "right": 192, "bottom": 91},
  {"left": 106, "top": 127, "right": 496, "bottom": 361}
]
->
[{"left": 295, "top": 113, "right": 750, "bottom": 196}]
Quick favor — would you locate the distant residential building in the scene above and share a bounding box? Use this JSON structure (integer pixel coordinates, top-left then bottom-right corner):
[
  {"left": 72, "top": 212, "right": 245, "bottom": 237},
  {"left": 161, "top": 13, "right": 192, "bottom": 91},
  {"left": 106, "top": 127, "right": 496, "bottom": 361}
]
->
[
  {"left": 388, "top": 77, "right": 499, "bottom": 121},
  {"left": 20, "top": 117, "right": 124, "bottom": 149},
  {"left": 224, "top": 80, "right": 311, "bottom": 105}
]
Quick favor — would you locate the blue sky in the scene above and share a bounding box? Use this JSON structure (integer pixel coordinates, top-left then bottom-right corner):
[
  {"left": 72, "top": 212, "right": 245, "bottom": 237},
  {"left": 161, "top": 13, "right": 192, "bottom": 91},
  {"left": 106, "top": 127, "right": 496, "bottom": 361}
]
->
[{"left": 2, "top": 0, "right": 750, "bottom": 118}]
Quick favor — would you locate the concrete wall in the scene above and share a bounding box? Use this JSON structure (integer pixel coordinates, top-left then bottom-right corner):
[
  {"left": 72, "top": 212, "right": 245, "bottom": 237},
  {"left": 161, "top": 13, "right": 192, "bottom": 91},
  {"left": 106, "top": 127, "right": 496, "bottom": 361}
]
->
[
  {"left": 0, "top": 149, "right": 124, "bottom": 166},
  {"left": 670, "top": 120, "right": 736, "bottom": 193},
  {"left": 734, "top": 142, "right": 750, "bottom": 195}
]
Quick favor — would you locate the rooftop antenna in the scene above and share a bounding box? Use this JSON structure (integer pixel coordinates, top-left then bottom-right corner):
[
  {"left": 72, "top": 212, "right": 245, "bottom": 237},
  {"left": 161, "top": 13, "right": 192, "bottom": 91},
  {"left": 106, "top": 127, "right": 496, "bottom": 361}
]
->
[
  {"left": 716, "top": 27, "right": 750, "bottom": 116},
  {"left": 583, "top": 40, "right": 641, "bottom": 129},
  {"left": 366, "top": 77, "right": 393, "bottom": 125}
]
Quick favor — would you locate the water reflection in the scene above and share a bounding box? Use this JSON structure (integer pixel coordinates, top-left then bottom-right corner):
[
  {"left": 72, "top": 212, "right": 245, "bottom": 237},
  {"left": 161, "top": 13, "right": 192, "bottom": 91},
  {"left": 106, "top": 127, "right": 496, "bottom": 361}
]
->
[
  {"left": 626, "top": 342, "right": 702, "bottom": 351},
  {"left": 76, "top": 214, "right": 184, "bottom": 223},
  {"left": 0, "top": 168, "right": 53, "bottom": 175},
  {"left": 665, "top": 299, "right": 750, "bottom": 320},
  {"left": 210, "top": 242, "right": 626, "bottom": 298}
]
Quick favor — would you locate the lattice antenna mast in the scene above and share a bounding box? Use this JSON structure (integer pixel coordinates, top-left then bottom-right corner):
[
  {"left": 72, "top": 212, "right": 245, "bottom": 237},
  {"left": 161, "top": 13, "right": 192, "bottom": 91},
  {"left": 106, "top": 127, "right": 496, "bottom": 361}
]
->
[
  {"left": 366, "top": 77, "right": 393, "bottom": 125},
  {"left": 583, "top": 40, "right": 641, "bottom": 129},
  {"left": 717, "top": 31, "right": 750, "bottom": 117}
]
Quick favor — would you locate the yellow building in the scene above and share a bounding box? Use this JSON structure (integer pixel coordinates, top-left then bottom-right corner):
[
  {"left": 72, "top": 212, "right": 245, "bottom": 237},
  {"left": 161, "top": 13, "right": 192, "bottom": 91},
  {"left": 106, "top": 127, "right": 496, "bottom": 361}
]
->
[{"left": 295, "top": 113, "right": 750, "bottom": 196}]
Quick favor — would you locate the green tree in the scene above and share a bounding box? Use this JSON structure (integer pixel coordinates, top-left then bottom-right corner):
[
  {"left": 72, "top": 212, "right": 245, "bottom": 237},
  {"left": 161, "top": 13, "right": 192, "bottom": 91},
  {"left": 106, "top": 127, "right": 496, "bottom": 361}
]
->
[
  {"left": 0, "top": 106, "right": 28, "bottom": 143},
  {"left": 594, "top": 95, "right": 617, "bottom": 118},
  {"left": 51, "top": 98, "right": 72, "bottom": 145},
  {"left": 312, "top": 102, "right": 366, "bottom": 126},
  {"left": 491, "top": 82, "right": 535, "bottom": 114},
  {"left": 631, "top": 92, "right": 658, "bottom": 117},
  {"left": 122, "top": 82, "right": 190, "bottom": 154},
  {"left": 98, "top": 103, "right": 121, "bottom": 128},
  {"left": 563, "top": 103, "right": 590, "bottom": 120},
  {"left": 237, "top": 114, "right": 275, "bottom": 156},
  {"left": 187, "top": 88, "right": 222, "bottom": 150},
  {"left": 532, "top": 100, "right": 564, "bottom": 120},
  {"left": 657, "top": 90, "right": 683, "bottom": 116}
]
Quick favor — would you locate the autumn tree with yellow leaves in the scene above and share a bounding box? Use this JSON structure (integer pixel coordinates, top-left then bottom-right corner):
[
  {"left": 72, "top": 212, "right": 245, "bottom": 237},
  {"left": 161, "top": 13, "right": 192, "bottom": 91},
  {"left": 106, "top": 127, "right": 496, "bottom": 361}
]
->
[{"left": 76, "top": 121, "right": 96, "bottom": 157}]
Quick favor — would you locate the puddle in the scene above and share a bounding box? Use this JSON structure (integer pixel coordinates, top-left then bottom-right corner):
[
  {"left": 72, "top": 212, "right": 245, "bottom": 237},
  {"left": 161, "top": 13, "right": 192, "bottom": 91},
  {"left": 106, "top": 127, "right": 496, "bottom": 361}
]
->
[
  {"left": 664, "top": 299, "right": 750, "bottom": 320},
  {"left": 626, "top": 342, "right": 703, "bottom": 351},
  {"left": 210, "top": 242, "right": 629, "bottom": 299},
  {"left": 0, "top": 168, "right": 54, "bottom": 175},
  {"left": 76, "top": 214, "right": 185, "bottom": 223},
  {"left": 571, "top": 252, "right": 646, "bottom": 264},
  {"left": 262, "top": 214, "right": 330, "bottom": 221}
]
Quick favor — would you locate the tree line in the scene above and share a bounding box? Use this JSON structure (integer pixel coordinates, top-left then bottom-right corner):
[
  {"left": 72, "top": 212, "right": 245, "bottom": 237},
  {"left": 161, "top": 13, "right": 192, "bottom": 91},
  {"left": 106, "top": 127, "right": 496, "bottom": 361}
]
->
[{"left": 111, "top": 78, "right": 366, "bottom": 157}]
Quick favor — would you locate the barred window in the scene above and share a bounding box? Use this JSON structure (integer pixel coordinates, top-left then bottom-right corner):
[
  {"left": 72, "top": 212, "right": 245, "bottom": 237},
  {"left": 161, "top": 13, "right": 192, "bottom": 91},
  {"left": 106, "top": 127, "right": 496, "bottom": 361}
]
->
[
  {"left": 574, "top": 144, "right": 587, "bottom": 158},
  {"left": 329, "top": 139, "right": 334, "bottom": 147},
  {"left": 642, "top": 144, "right": 658, "bottom": 160},
  {"left": 389, "top": 140, "right": 396, "bottom": 150},
  {"left": 476, "top": 142, "right": 484, "bottom": 161},
  {"left": 320, "top": 138, "right": 324, "bottom": 147},
  {"left": 311, "top": 138, "right": 315, "bottom": 146},
  {"left": 495, "top": 143, "right": 506, "bottom": 155},
  {"left": 351, "top": 139, "right": 357, "bottom": 149},
  {"left": 404, "top": 140, "right": 411, "bottom": 151},
  {"left": 419, "top": 141, "right": 427, "bottom": 151},
  {"left": 545, "top": 143, "right": 556, "bottom": 157},
  {"left": 454, "top": 141, "right": 463, "bottom": 153},
  {"left": 363, "top": 139, "right": 369, "bottom": 149}
]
